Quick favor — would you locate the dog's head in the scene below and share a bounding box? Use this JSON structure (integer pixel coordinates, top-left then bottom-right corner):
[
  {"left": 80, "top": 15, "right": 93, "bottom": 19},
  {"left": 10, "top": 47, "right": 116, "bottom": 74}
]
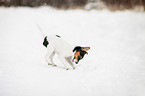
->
[{"left": 73, "top": 46, "right": 90, "bottom": 64}]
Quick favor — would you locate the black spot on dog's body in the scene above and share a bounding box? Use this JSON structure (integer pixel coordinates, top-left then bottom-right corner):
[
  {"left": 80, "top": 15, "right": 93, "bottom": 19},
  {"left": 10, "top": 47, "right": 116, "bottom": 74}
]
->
[
  {"left": 43, "top": 36, "right": 49, "bottom": 48},
  {"left": 56, "top": 35, "right": 61, "bottom": 38}
]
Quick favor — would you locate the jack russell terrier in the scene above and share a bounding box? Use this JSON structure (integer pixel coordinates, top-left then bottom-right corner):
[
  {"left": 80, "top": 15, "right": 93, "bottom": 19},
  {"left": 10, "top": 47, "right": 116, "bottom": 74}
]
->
[{"left": 43, "top": 35, "right": 90, "bottom": 70}]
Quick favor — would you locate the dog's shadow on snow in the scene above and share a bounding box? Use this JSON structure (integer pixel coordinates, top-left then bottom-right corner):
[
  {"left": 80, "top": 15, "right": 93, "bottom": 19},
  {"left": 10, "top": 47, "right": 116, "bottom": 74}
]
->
[
  {"left": 47, "top": 65, "right": 69, "bottom": 70},
  {"left": 45, "top": 64, "right": 81, "bottom": 70}
]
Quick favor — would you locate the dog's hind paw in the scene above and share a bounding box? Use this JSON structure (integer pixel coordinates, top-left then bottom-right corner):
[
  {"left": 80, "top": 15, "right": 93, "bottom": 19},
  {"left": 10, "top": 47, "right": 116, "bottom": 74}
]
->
[
  {"left": 52, "top": 64, "right": 57, "bottom": 67},
  {"left": 48, "top": 63, "right": 52, "bottom": 65}
]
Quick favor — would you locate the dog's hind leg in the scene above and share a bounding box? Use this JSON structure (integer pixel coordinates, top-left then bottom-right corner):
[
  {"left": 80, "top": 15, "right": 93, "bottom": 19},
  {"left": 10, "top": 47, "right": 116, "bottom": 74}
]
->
[
  {"left": 45, "top": 51, "right": 57, "bottom": 67},
  {"left": 45, "top": 52, "right": 52, "bottom": 65},
  {"left": 49, "top": 51, "right": 57, "bottom": 67},
  {"left": 45, "top": 44, "right": 57, "bottom": 67}
]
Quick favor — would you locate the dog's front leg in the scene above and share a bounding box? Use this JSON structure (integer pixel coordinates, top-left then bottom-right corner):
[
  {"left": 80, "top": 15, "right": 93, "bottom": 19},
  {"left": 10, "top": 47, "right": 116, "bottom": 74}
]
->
[
  {"left": 58, "top": 56, "right": 70, "bottom": 70},
  {"left": 65, "top": 57, "right": 75, "bottom": 69}
]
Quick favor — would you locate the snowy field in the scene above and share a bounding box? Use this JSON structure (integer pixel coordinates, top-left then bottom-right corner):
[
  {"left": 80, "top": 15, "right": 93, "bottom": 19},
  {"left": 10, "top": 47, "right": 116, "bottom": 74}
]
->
[{"left": 0, "top": 7, "right": 145, "bottom": 96}]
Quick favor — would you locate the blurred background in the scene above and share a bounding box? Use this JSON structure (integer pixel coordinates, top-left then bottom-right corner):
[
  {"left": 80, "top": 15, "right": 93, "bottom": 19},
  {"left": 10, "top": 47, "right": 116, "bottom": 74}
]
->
[
  {"left": 0, "top": 0, "right": 145, "bottom": 96},
  {"left": 0, "top": 0, "right": 145, "bottom": 11}
]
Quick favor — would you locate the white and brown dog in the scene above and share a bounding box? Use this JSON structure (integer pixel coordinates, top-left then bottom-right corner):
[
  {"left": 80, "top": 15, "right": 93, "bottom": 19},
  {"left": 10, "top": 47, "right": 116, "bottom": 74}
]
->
[{"left": 43, "top": 35, "right": 90, "bottom": 70}]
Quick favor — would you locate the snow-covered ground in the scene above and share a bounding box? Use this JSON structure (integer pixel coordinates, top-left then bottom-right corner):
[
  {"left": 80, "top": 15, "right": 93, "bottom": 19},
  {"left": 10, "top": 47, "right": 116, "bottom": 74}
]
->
[{"left": 0, "top": 7, "right": 145, "bottom": 96}]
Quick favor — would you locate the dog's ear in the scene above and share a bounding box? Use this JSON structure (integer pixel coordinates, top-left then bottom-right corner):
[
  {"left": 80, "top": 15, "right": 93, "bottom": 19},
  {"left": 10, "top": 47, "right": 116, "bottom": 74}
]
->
[
  {"left": 73, "top": 46, "right": 81, "bottom": 52},
  {"left": 82, "top": 47, "right": 90, "bottom": 51}
]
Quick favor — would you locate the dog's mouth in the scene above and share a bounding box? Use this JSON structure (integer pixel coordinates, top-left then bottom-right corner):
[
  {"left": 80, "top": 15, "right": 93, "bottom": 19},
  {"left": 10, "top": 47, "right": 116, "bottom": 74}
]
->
[{"left": 74, "top": 55, "right": 82, "bottom": 64}]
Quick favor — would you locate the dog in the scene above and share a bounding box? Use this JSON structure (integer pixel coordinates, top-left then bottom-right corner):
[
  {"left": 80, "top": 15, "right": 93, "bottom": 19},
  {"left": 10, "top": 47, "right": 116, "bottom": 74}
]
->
[{"left": 43, "top": 35, "right": 90, "bottom": 70}]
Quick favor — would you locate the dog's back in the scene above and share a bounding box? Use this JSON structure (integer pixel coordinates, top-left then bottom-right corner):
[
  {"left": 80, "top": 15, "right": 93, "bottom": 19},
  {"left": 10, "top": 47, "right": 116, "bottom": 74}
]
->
[{"left": 45, "top": 35, "right": 74, "bottom": 57}]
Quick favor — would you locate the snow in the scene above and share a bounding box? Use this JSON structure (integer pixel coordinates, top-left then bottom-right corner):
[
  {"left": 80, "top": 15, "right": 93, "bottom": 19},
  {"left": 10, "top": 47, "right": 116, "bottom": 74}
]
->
[{"left": 0, "top": 6, "right": 145, "bottom": 96}]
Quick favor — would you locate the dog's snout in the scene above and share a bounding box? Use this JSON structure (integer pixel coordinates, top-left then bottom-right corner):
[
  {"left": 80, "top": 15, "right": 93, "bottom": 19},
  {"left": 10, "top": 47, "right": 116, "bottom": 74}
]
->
[{"left": 74, "top": 52, "right": 82, "bottom": 64}]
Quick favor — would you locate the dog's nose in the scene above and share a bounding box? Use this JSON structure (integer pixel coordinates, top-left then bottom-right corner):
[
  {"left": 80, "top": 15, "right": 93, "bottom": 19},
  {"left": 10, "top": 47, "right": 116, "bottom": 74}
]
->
[{"left": 75, "top": 62, "right": 78, "bottom": 64}]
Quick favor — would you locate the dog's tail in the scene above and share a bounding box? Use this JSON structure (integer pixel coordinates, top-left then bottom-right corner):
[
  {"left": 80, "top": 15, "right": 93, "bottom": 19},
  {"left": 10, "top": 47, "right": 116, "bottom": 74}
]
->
[
  {"left": 36, "top": 24, "right": 45, "bottom": 38},
  {"left": 36, "top": 24, "right": 49, "bottom": 48}
]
